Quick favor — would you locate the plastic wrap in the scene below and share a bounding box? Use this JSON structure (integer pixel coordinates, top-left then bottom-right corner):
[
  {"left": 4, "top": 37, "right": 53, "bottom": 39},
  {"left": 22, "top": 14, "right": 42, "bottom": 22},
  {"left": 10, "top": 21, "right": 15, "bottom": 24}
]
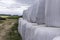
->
[{"left": 45, "top": 0, "right": 60, "bottom": 27}]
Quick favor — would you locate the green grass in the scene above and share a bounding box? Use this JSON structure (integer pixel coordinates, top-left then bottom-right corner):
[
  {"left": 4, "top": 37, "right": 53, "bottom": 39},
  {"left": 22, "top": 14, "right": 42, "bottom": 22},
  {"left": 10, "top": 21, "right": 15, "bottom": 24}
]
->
[
  {"left": 0, "top": 20, "right": 4, "bottom": 24},
  {"left": 7, "top": 16, "right": 20, "bottom": 19},
  {"left": 0, "top": 15, "right": 22, "bottom": 40},
  {"left": 6, "top": 21, "right": 22, "bottom": 40}
]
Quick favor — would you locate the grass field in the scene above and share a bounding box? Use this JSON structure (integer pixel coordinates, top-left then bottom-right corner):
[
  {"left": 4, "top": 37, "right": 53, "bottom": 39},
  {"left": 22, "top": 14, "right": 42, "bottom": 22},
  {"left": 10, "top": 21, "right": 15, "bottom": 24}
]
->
[{"left": 0, "top": 16, "right": 22, "bottom": 40}]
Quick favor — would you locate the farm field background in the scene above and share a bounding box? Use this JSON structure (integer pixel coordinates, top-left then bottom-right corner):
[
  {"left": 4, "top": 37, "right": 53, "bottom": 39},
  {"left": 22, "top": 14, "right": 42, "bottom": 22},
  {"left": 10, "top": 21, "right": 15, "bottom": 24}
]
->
[{"left": 0, "top": 15, "right": 22, "bottom": 40}]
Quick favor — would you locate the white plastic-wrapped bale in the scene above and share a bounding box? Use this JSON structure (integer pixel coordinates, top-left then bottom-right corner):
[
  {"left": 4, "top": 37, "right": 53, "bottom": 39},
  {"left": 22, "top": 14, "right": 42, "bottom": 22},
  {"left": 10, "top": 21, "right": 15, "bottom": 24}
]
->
[
  {"left": 25, "top": 24, "right": 45, "bottom": 40},
  {"left": 53, "top": 36, "right": 60, "bottom": 40},
  {"left": 45, "top": 0, "right": 60, "bottom": 27},
  {"left": 18, "top": 19, "right": 60, "bottom": 40},
  {"left": 23, "top": 0, "right": 45, "bottom": 23},
  {"left": 18, "top": 18, "right": 23, "bottom": 36},
  {"left": 30, "top": 0, "right": 39, "bottom": 23},
  {"left": 33, "top": 27, "right": 60, "bottom": 40},
  {"left": 23, "top": 6, "right": 33, "bottom": 22},
  {"left": 23, "top": 10, "right": 28, "bottom": 20},
  {"left": 18, "top": 18, "right": 27, "bottom": 40},
  {"left": 25, "top": 23, "right": 38, "bottom": 40},
  {"left": 30, "top": 0, "right": 45, "bottom": 24},
  {"left": 18, "top": 18, "right": 38, "bottom": 40},
  {"left": 26, "top": 6, "right": 33, "bottom": 22},
  {"left": 36, "top": 0, "right": 45, "bottom": 24}
]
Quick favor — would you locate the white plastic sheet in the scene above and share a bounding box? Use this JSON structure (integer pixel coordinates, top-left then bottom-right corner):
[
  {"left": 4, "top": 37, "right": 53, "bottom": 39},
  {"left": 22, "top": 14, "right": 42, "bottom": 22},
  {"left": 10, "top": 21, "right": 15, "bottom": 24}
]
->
[
  {"left": 33, "top": 27, "right": 60, "bottom": 40},
  {"left": 26, "top": 6, "right": 33, "bottom": 22},
  {"left": 30, "top": 0, "right": 45, "bottom": 23},
  {"left": 18, "top": 18, "right": 27, "bottom": 40},
  {"left": 30, "top": 0, "right": 39, "bottom": 23},
  {"left": 23, "top": 10, "right": 28, "bottom": 20},
  {"left": 45, "top": 0, "right": 60, "bottom": 27},
  {"left": 18, "top": 18, "right": 60, "bottom": 40},
  {"left": 23, "top": 0, "right": 45, "bottom": 24},
  {"left": 53, "top": 36, "right": 60, "bottom": 40},
  {"left": 18, "top": 18, "right": 37, "bottom": 40},
  {"left": 23, "top": 6, "right": 33, "bottom": 22},
  {"left": 36, "top": 0, "right": 45, "bottom": 24}
]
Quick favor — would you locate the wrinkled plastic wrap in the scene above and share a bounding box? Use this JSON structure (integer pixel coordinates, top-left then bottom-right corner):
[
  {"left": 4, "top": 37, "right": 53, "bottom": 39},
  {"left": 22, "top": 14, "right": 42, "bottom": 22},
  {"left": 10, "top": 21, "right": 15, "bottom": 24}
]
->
[
  {"left": 23, "top": 0, "right": 45, "bottom": 24},
  {"left": 23, "top": 6, "right": 33, "bottom": 22},
  {"left": 18, "top": 18, "right": 60, "bottom": 40},
  {"left": 36, "top": 0, "right": 45, "bottom": 24},
  {"left": 23, "top": 10, "right": 28, "bottom": 20},
  {"left": 18, "top": 0, "right": 60, "bottom": 40},
  {"left": 30, "top": 0, "right": 45, "bottom": 23},
  {"left": 45, "top": 0, "right": 60, "bottom": 27},
  {"left": 30, "top": 0, "right": 39, "bottom": 23}
]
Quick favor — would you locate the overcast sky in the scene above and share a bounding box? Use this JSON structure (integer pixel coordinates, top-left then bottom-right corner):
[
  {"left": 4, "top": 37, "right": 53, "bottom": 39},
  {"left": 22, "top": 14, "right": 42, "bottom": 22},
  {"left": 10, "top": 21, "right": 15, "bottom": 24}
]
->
[
  {"left": 0, "top": 0, "right": 35, "bottom": 16},
  {"left": 16, "top": 0, "right": 35, "bottom": 4}
]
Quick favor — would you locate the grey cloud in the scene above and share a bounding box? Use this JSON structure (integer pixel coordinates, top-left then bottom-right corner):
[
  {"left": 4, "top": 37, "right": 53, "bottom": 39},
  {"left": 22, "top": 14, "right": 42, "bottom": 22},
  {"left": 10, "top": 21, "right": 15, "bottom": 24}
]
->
[
  {"left": 0, "top": 11, "right": 22, "bottom": 16},
  {"left": 0, "top": 0, "right": 32, "bottom": 15},
  {"left": 16, "top": 0, "right": 36, "bottom": 5}
]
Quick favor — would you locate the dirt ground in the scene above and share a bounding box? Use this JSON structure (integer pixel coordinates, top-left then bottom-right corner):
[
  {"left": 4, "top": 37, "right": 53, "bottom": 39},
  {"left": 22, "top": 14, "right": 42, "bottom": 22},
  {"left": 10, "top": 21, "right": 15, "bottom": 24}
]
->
[{"left": 0, "top": 19, "right": 17, "bottom": 40}]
